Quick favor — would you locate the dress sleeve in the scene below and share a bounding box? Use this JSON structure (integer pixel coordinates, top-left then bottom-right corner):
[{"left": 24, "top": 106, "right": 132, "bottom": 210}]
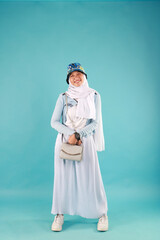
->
[
  {"left": 76, "top": 93, "right": 101, "bottom": 138},
  {"left": 50, "top": 94, "right": 75, "bottom": 136}
]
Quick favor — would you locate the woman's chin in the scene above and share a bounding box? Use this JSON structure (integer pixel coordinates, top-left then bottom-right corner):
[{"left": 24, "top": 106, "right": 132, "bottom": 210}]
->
[{"left": 74, "top": 82, "right": 82, "bottom": 87}]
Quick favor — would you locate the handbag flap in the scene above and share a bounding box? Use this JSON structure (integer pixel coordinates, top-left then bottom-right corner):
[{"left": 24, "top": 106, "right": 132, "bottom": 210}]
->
[{"left": 61, "top": 143, "right": 83, "bottom": 155}]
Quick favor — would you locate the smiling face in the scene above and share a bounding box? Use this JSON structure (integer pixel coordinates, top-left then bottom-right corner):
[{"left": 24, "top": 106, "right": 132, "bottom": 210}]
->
[{"left": 69, "top": 71, "right": 84, "bottom": 87}]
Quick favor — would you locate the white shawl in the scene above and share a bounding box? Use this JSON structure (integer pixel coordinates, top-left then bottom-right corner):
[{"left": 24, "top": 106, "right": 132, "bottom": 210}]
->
[{"left": 65, "top": 75, "right": 105, "bottom": 151}]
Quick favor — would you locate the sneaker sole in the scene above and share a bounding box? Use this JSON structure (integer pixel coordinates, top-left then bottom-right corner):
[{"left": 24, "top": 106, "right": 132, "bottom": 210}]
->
[
  {"left": 97, "top": 227, "right": 108, "bottom": 231},
  {"left": 97, "top": 224, "right": 108, "bottom": 231},
  {"left": 51, "top": 228, "right": 62, "bottom": 232}
]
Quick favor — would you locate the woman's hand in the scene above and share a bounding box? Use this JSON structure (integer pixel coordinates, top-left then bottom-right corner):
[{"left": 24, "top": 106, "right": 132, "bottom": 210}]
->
[
  {"left": 77, "top": 139, "right": 82, "bottom": 145},
  {"left": 68, "top": 134, "right": 77, "bottom": 145},
  {"left": 68, "top": 134, "right": 82, "bottom": 145}
]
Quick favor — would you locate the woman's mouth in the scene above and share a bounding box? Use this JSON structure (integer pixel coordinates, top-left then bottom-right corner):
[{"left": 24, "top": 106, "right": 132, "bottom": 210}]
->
[{"left": 74, "top": 80, "right": 81, "bottom": 83}]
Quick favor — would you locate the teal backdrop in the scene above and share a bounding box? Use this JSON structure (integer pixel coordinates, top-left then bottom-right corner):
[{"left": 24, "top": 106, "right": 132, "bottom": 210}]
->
[{"left": 0, "top": 1, "right": 160, "bottom": 240}]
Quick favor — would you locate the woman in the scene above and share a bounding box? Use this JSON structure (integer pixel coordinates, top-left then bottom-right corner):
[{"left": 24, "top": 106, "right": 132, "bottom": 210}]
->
[{"left": 50, "top": 63, "right": 109, "bottom": 232}]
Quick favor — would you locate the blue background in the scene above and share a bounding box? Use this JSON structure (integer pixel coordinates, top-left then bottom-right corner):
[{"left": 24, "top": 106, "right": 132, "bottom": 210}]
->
[{"left": 0, "top": 0, "right": 160, "bottom": 239}]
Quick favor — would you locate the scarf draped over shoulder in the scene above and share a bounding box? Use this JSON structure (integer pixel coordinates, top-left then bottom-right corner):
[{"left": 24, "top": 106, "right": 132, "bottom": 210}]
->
[{"left": 65, "top": 75, "right": 105, "bottom": 151}]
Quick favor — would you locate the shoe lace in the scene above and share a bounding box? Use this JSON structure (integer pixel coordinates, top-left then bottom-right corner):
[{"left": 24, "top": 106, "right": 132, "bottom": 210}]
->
[
  {"left": 55, "top": 215, "right": 63, "bottom": 223},
  {"left": 99, "top": 215, "right": 107, "bottom": 223}
]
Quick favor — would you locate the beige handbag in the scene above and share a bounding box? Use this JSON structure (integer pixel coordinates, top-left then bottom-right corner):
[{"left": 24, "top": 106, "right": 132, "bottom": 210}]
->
[{"left": 60, "top": 93, "right": 83, "bottom": 161}]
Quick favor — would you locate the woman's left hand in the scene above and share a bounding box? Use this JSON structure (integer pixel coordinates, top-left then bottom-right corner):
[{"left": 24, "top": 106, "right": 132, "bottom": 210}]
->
[
  {"left": 77, "top": 140, "right": 82, "bottom": 145},
  {"left": 68, "top": 134, "right": 82, "bottom": 145}
]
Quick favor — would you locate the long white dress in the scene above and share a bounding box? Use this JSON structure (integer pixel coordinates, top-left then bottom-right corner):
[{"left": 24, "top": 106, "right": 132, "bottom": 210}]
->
[{"left": 51, "top": 103, "right": 108, "bottom": 219}]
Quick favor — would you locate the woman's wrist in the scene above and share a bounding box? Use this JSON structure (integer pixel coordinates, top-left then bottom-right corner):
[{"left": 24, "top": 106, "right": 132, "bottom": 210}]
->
[{"left": 74, "top": 132, "right": 80, "bottom": 141}]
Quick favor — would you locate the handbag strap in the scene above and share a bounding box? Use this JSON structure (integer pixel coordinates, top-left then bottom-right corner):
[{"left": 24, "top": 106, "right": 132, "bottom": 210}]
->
[
  {"left": 65, "top": 93, "right": 76, "bottom": 129},
  {"left": 61, "top": 93, "right": 76, "bottom": 142},
  {"left": 65, "top": 93, "right": 68, "bottom": 114},
  {"left": 61, "top": 94, "right": 68, "bottom": 142}
]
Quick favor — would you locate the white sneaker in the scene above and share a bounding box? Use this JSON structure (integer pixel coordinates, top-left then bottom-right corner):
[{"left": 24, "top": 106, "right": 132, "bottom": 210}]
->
[
  {"left": 97, "top": 214, "right": 108, "bottom": 231},
  {"left": 51, "top": 214, "right": 64, "bottom": 232}
]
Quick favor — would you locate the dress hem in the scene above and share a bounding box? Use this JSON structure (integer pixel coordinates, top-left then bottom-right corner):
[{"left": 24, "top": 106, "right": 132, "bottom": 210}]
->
[{"left": 51, "top": 209, "right": 108, "bottom": 219}]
